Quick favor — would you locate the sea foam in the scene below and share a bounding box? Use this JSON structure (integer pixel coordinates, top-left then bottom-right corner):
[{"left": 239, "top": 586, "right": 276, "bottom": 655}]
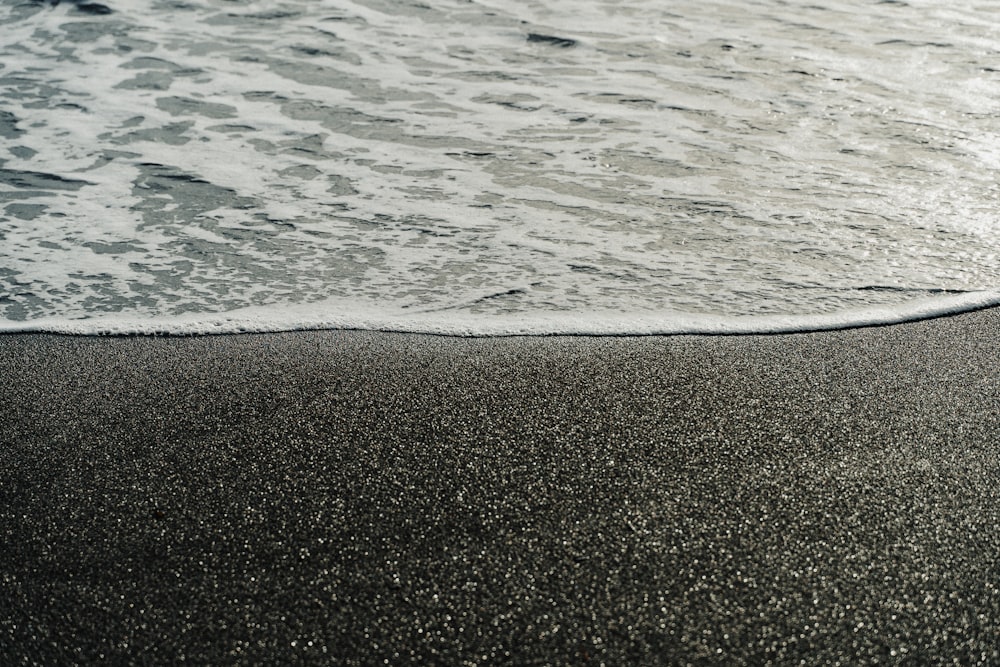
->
[{"left": 3, "top": 291, "right": 999, "bottom": 337}]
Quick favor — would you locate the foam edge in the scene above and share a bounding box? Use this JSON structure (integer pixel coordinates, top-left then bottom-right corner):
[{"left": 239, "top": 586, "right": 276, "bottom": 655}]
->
[{"left": 2, "top": 291, "right": 999, "bottom": 337}]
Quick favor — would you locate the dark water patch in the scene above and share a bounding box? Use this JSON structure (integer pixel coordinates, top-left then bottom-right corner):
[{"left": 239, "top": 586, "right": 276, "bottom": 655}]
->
[
  {"left": 0, "top": 111, "right": 24, "bottom": 140},
  {"left": 49, "top": 0, "right": 112, "bottom": 13},
  {"left": 137, "top": 164, "right": 211, "bottom": 185},
  {"left": 271, "top": 98, "right": 404, "bottom": 140},
  {"left": 115, "top": 71, "right": 174, "bottom": 91},
  {"left": 72, "top": 2, "right": 113, "bottom": 15},
  {"left": 527, "top": 33, "right": 577, "bottom": 48},
  {"left": 291, "top": 46, "right": 347, "bottom": 58},
  {"left": 0, "top": 286, "right": 41, "bottom": 321},
  {"left": 47, "top": 102, "right": 88, "bottom": 113},
  {"left": 251, "top": 213, "right": 295, "bottom": 230},
  {"left": 277, "top": 164, "right": 322, "bottom": 180},
  {"left": 497, "top": 101, "right": 541, "bottom": 112},
  {"left": 206, "top": 124, "right": 258, "bottom": 134},
  {"left": 0, "top": 76, "right": 66, "bottom": 104},
  {"left": 241, "top": 130, "right": 342, "bottom": 161},
  {"left": 107, "top": 121, "right": 194, "bottom": 146},
  {"left": 230, "top": 10, "right": 301, "bottom": 21},
  {"left": 59, "top": 20, "right": 129, "bottom": 43},
  {"left": 265, "top": 57, "right": 366, "bottom": 88},
  {"left": 877, "top": 39, "right": 953, "bottom": 48},
  {"left": 445, "top": 151, "right": 496, "bottom": 158},
  {"left": 156, "top": 96, "right": 238, "bottom": 119},
  {"left": 152, "top": 1, "right": 198, "bottom": 9},
  {"left": 587, "top": 92, "right": 659, "bottom": 108},
  {"left": 132, "top": 163, "right": 257, "bottom": 218},
  {"left": 0, "top": 169, "right": 93, "bottom": 190},
  {"left": 3, "top": 2, "right": 46, "bottom": 21},
  {"left": 397, "top": 225, "right": 457, "bottom": 238},
  {"left": 115, "top": 35, "right": 156, "bottom": 53},
  {"left": 120, "top": 57, "right": 201, "bottom": 76},
  {"left": 617, "top": 97, "right": 657, "bottom": 108},
  {"left": 327, "top": 175, "right": 356, "bottom": 197},
  {"left": 370, "top": 213, "right": 459, "bottom": 238},
  {"left": 289, "top": 46, "right": 358, "bottom": 64},
  {"left": 447, "top": 70, "right": 522, "bottom": 82},
  {"left": 855, "top": 286, "right": 971, "bottom": 294},
  {"left": 84, "top": 241, "right": 142, "bottom": 255},
  {"left": 8, "top": 146, "right": 36, "bottom": 159},
  {"left": 0, "top": 190, "right": 51, "bottom": 201},
  {"left": 4, "top": 203, "right": 47, "bottom": 220},
  {"left": 205, "top": 10, "right": 303, "bottom": 27},
  {"left": 472, "top": 93, "right": 542, "bottom": 112}
]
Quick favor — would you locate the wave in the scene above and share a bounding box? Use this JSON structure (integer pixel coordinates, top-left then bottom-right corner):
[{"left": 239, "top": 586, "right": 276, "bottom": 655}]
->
[
  {"left": 3, "top": 291, "right": 999, "bottom": 337},
  {"left": 5, "top": 1, "right": 1000, "bottom": 326}
]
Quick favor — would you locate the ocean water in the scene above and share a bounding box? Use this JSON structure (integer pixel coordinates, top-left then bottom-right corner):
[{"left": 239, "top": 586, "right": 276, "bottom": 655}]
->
[{"left": 2, "top": 0, "right": 1000, "bottom": 335}]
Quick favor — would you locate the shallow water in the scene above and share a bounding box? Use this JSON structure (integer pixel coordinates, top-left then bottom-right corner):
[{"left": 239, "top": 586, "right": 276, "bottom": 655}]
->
[{"left": 2, "top": 0, "right": 1000, "bottom": 334}]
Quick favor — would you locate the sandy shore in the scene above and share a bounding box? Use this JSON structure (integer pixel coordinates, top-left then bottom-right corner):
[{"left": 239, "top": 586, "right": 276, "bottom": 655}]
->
[{"left": 2, "top": 309, "right": 1000, "bottom": 664}]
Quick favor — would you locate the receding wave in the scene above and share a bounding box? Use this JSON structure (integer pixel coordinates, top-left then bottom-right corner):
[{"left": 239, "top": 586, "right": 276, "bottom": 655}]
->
[{"left": 2, "top": 1, "right": 1000, "bottom": 333}]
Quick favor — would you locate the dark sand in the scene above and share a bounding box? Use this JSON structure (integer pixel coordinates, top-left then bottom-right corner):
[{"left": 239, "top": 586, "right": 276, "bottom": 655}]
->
[{"left": 2, "top": 309, "right": 1000, "bottom": 665}]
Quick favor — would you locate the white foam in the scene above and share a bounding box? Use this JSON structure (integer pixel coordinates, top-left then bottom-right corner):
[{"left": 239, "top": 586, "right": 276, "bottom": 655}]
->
[{"left": 3, "top": 291, "right": 998, "bottom": 337}]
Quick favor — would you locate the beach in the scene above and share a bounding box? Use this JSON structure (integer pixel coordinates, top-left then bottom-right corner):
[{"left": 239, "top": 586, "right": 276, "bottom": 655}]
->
[{"left": 2, "top": 309, "right": 1000, "bottom": 664}]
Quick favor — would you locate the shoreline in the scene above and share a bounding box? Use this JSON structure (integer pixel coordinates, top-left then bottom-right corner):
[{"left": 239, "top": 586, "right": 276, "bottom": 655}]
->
[
  {"left": 3, "top": 290, "right": 1000, "bottom": 338},
  {"left": 3, "top": 309, "right": 1000, "bottom": 663}
]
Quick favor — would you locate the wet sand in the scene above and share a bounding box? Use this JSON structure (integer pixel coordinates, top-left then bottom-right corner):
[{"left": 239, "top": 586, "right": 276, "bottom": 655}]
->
[{"left": 2, "top": 309, "right": 1000, "bottom": 664}]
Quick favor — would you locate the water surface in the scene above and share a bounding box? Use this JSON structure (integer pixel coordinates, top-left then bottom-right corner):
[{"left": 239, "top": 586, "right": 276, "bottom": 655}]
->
[{"left": 2, "top": 0, "right": 1000, "bottom": 333}]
